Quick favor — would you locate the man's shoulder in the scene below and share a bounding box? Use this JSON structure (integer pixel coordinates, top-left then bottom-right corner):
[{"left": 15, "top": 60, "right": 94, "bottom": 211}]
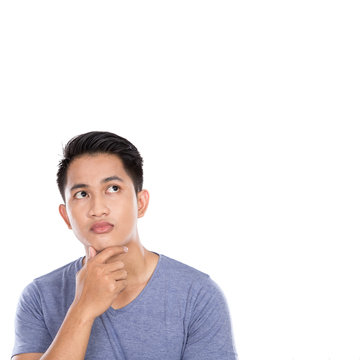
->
[
  {"left": 19, "top": 257, "right": 82, "bottom": 307},
  {"left": 160, "top": 254, "right": 209, "bottom": 279},
  {"left": 157, "top": 254, "right": 228, "bottom": 315},
  {"left": 31, "top": 257, "right": 82, "bottom": 290},
  {"left": 158, "top": 254, "right": 220, "bottom": 293}
]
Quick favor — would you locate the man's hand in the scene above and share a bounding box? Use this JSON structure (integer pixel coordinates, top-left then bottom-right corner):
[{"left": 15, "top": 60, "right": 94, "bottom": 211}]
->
[
  {"left": 16, "top": 247, "right": 128, "bottom": 360},
  {"left": 72, "top": 246, "right": 128, "bottom": 321}
]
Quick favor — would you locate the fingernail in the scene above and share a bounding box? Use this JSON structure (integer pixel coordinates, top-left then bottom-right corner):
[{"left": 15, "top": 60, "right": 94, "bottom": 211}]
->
[{"left": 123, "top": 246, "right": 128, "bottom": 252}]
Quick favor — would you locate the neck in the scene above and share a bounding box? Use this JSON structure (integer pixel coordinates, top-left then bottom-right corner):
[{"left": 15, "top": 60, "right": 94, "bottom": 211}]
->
[
  {"left": 120, "top": 240, "right": 151, "bottom": 285},
  {"left": 82, "top": 238, "right": 157, "bottom": 286}
]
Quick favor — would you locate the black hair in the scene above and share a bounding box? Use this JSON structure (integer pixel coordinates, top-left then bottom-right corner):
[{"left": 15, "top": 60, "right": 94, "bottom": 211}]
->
[{"left": 57, "top": 131, "right": 143, "bottom": 201}]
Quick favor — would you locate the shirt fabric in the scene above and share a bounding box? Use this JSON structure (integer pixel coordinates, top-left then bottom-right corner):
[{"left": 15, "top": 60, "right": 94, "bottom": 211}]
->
[{"left": 12, "top": 253, "right": 238, "bottom": 359}]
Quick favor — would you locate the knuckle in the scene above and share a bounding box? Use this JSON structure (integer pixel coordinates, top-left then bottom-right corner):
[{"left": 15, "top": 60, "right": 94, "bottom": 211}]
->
[
  {"left": 109, "top": 282, "right": 116, "bottom": 292},
  {"left": 104, "top": 247, "right": 115, "bottom": 256},
  {"left": 95, "top": 267, "right": 103, "bottom": 277},
  {"left": 105, "top": 247, "right": 115, "bottom": 256}
]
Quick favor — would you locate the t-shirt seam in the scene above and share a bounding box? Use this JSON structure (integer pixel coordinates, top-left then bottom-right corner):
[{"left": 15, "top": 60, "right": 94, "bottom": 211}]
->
[{"left": 32, "top": 280, "right": 53, "bottom": 337}]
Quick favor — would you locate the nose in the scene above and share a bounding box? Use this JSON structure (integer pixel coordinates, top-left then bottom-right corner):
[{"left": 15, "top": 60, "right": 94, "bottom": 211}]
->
[{"left": 88, "top": 195, "right": 110, "bottom": 217}]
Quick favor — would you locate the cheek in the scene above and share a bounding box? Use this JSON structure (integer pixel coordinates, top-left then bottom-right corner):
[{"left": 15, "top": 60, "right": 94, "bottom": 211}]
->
[
  {"left": 67, "top": 204, "right": 86, "bottom": 228},
  {"left": 68, "top": 212, "right": 89, "bottom": 242},
  {"left": 112, "top": 194, "right": 137, "bottom": 214},
  {"left": 112, "top": 200, "right": 138, "bottom": 228},
  {"left": 127, "top": 198, "right": 139, "bottom": 219}
]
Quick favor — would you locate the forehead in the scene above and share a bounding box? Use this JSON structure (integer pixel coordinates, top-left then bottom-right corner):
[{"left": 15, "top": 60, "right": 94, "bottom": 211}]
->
[{"left": 66, "top": 153, "right": 129, "bottom": 185}]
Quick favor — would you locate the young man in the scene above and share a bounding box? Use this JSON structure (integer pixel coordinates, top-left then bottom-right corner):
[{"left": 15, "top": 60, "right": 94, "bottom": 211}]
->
[{"left": 12, "top": 131, "right": 238, "bottom": 360}]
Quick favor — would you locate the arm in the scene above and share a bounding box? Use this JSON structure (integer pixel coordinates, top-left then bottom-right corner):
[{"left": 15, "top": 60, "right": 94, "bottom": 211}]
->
[
  {"left": 12, "top": 246, "right": 128, "bottom": 360},
  {"left": 12, "top": 355, "right": 43, "bottom": 360},
  {"left": 12, "top": 304, "right": 93, "bottom": 360}
]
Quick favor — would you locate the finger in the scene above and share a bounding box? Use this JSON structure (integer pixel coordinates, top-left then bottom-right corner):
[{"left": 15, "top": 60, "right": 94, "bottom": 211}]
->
[
  {"left": 85, "top": 246, "right": 97, "bottom": 264},
  {"left": 114, "top": 279, "right": 127, "bottom": 293},
  {"left": 111, "top": 269, "right": 127, "bottom": 281},
  {"left": 105, "top": 261, "right": 125, "bottom": 272},
  {"left": 89, "top": 246, "right": 97, "bottom": 258},
  {"left": 95, "top": 246, "right": 128, "bottom": 264}
]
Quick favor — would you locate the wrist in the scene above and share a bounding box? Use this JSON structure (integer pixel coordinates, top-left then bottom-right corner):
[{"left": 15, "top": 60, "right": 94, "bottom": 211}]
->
[{"left": 68, "top": 302, "right": 96, "bottom": 325}]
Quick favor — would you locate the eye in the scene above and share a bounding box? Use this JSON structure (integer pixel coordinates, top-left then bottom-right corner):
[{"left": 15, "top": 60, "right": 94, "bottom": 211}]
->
[
  {"left": 74, "top": 190, "right": 88, "bottom": 199},
  {"left": 107, "top": 185, "right": 120, "bottom": 193}
]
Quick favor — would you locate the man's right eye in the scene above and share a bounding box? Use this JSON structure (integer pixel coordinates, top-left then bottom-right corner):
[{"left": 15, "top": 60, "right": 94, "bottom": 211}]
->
[{"left": 74, "top": 190, "right": 87, "bottom": 199}]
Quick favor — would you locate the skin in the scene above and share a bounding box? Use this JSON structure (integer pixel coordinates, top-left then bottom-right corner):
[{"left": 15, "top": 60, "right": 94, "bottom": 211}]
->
[{"left": 13, "top": 153, "right": 159, "bottom": 360}]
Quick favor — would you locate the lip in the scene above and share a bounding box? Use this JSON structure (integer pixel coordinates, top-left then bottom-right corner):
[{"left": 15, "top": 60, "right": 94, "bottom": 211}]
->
[{"left": 90, "top": 221, "right": 114, "bottom": 234}]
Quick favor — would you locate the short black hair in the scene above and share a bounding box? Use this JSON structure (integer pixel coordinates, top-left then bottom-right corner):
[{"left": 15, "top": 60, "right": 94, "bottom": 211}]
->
[{"left": 57, "top": 131, "right": 144, "bottom": 201}]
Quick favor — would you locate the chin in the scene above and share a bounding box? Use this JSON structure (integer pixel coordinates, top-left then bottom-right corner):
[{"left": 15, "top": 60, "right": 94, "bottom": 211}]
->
[{"left": 89, "top": 240, "right": 125, "bottom": 252}]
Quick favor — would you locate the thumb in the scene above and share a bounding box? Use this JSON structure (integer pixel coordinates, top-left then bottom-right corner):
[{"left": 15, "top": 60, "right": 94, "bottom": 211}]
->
[{"left": 88, "top": 246, "right": 97, "bottom": 261}]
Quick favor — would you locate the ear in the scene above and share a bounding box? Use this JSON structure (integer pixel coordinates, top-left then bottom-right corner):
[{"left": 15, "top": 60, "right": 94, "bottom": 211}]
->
[
  {"left": 59, "top": 204, "right": 72, "bottom": 229},
  {"left": 137, "top": 189, "right": 149, "bottom": 218}
]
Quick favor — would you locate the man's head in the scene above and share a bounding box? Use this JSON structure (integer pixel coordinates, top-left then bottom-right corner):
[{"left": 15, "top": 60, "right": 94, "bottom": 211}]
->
[
  {"left": 57, "top": 131, "right": 144, "bottom": 202},
  {"left": 57, "top": 131, "right": 149, "bottom": 253}
]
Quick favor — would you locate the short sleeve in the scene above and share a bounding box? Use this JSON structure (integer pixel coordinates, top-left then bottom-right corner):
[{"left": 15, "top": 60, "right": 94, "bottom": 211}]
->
[
  {"left": 12, "top": 281, "right": 52, "bottom": 358},
  {"left": 182, "top": 277, "right": 238, "bottom": 360}
]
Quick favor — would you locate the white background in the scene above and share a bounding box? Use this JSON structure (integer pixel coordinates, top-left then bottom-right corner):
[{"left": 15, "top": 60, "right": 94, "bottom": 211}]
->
[{"left": 0, "top": 1, "right": 359, "bottom": 359}]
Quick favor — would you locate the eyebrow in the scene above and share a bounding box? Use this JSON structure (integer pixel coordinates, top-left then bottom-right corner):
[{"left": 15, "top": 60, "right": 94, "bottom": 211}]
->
[
  {"left": 102, "top": 176, "right": 124, "bottom": 184},
  {"left": 70, "top": 176, "right": 124, "bottom": 192}
]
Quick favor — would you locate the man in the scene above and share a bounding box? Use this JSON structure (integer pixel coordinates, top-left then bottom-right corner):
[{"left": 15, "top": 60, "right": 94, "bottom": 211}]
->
[{"left": 12, "top": 131, "right": 238, "bottom": 360}]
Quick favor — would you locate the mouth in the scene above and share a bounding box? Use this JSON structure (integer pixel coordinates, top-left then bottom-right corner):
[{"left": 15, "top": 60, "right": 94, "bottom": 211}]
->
[{"left": 90, "top": 221, "right": 114, "bottom": 234}]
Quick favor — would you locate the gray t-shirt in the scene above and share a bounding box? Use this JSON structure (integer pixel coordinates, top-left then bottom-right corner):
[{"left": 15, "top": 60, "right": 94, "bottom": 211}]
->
[{"left": 12, "top": 253, "right": 237, "bottom": 359}]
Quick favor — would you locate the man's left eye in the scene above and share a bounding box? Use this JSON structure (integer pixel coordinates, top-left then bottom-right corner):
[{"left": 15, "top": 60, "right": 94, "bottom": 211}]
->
[{"left": 108, "top": 185, "right": 120, "bottom": 193}]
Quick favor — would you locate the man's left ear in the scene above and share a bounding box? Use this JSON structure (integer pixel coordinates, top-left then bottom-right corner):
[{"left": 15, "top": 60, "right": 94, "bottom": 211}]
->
[
  {"left": 59, "top": 204, "right": 72, "bottom": 229},
  {"left": 137, "top": 190, "right": 149, "bottom": 218}
]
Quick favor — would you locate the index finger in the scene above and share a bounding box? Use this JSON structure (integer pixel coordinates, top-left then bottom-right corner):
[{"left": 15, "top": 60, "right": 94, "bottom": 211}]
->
[{"left": 95, "top": 246, "right": 128, "bottom": 263}]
